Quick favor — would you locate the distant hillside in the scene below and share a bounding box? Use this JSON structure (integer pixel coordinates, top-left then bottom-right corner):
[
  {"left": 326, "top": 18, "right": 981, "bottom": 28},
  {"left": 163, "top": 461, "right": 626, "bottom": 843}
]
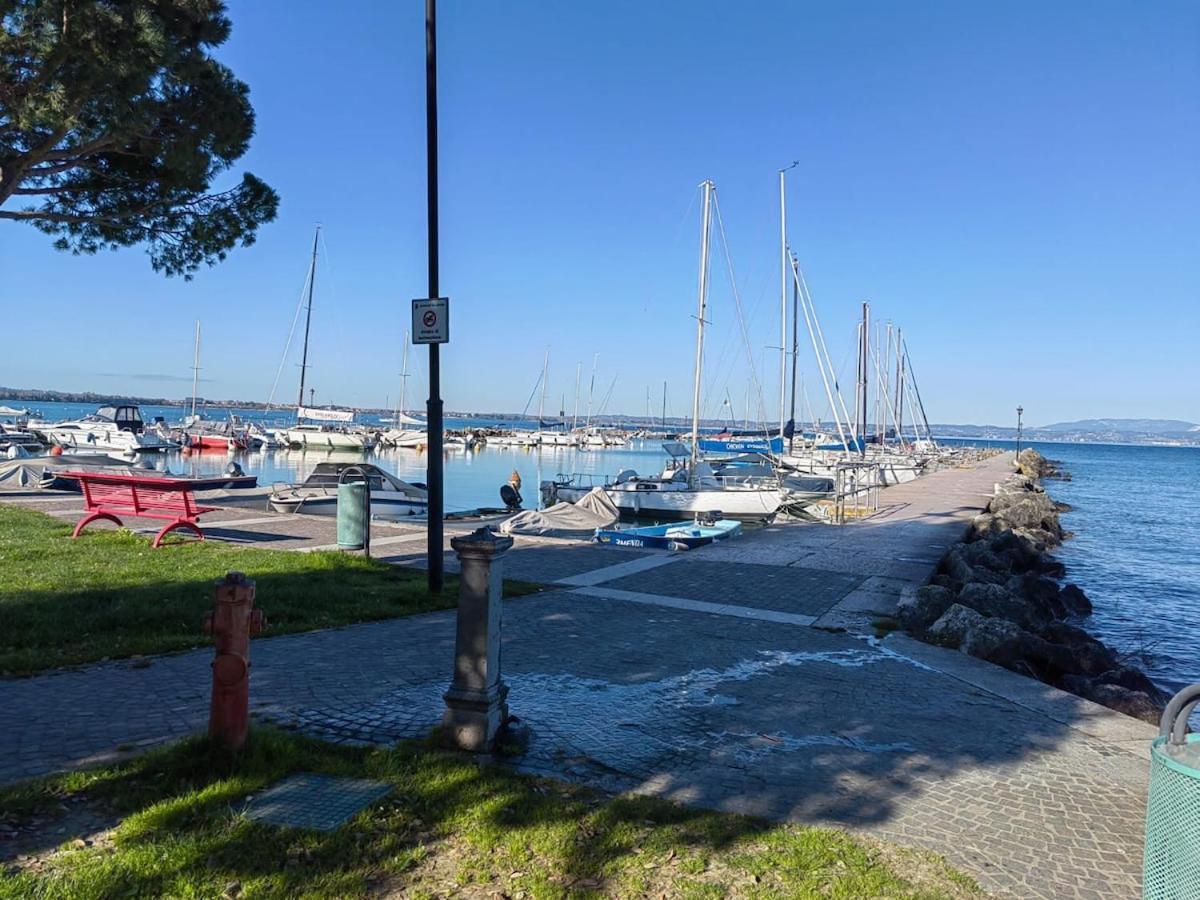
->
[{"left": 1039, "top": 418, "right": 1198, "bottom": 434}]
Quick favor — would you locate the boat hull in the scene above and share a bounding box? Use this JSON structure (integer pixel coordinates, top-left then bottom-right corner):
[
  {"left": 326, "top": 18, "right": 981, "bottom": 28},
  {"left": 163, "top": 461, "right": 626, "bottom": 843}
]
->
[{"left": 595, "top": 519, "right": 741, "bottom": 550}]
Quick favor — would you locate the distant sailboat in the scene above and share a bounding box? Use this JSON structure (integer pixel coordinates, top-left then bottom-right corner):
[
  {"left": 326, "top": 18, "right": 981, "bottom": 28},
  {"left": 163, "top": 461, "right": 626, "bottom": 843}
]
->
[{"left": 280, "top": 227, "right": 377, "bottom": 451}]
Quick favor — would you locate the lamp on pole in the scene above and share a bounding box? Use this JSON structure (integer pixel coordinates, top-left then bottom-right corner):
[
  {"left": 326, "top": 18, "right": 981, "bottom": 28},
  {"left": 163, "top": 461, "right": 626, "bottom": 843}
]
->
[{"left": 1016, "top": 405, "right": 1024, "bottom": 457}]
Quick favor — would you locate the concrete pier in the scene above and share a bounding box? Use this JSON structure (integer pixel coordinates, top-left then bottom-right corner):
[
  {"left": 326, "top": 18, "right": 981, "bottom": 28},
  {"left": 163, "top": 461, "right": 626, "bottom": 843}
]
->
[{"left": 0, "top": 454, "right": 1154, "bottom": 898}]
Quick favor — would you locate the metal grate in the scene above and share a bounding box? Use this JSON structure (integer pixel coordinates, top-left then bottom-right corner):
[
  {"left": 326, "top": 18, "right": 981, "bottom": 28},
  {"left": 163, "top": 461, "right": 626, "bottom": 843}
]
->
[{"left": 1144, "top": 734, "right": 1200, "bottom": 899}]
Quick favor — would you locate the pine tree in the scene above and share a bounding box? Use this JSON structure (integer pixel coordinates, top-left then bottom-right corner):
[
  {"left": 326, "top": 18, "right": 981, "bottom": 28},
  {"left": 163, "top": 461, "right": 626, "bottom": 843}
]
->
[{"left": 0, "top": 0, "right": 278, "bottom": 277}]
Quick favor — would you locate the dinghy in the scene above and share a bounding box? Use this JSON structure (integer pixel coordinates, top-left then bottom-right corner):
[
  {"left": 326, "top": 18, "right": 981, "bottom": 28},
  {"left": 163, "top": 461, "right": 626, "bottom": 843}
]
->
[{"left": 595, "top": 515, "right": 741, "bottom": 551}]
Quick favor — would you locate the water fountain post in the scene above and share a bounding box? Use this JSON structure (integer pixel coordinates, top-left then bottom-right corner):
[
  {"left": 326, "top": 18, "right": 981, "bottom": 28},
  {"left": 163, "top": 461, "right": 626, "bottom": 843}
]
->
[{"left": 441, "top": 527, "right": 514, "bottom": 751}]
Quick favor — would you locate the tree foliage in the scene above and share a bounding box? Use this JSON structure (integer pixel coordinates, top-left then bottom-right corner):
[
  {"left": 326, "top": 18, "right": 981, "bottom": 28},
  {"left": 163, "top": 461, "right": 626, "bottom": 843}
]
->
[{"left": 0, "top": 0, "right": 278, "bottom": 277}]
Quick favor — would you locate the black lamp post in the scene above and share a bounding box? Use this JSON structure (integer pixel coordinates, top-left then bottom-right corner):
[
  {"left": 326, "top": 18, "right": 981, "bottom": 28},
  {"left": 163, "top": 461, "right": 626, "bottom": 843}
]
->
[
  {"left": 424, "top": 0, "right": 444, "bottom": 593},
  {"left": 1016, "top": 405, "right": 1024, "bottom": 457}
]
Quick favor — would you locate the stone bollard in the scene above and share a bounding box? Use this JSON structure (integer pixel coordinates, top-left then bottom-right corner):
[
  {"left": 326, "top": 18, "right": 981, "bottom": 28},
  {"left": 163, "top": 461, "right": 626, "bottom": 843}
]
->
[
  {"left": 442, "top": 527, "right": 513, "bottom": 751},
  {"left": 202, "top": 572, "right": 264, "bottom": 751}
]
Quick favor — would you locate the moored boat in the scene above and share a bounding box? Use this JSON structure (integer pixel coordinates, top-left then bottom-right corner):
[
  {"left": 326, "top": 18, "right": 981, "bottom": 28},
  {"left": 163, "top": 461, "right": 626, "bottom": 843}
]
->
[
  {"left": 595, "top": 515, "right": 741, "bottom": 551},
  {"left": 268, "top": 462, "right": 427, "bottom": 517}
]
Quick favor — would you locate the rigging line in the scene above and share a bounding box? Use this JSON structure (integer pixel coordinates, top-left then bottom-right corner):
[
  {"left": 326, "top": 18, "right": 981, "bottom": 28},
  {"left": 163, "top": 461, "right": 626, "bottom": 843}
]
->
[
  {"left": 518, "top": 369, "right": 544, "bottom": 419},
  {"left": 711, "top": 193, "right": 774, "bottom": 439},
  {"left": 266, "top": 263, "right": 314, "bottom": 410},
  {"left": 595, "top": 374, "right": 619, "bottom": 417}
]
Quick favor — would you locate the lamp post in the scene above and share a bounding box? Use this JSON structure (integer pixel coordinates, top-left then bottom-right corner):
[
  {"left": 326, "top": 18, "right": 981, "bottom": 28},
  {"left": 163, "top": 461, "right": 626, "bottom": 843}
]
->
[
  {"left": 424, "top": 0, "right": 444, "bottom": 593},
  {"left": 1016, "top": 405, "right": 1024, "bottom": 457}
]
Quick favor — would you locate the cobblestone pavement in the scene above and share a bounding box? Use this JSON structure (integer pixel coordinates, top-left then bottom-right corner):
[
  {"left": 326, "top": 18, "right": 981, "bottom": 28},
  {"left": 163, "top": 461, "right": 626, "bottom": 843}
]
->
[{"left": 0, "top": 454, "right": 1154, "bottom": 898}]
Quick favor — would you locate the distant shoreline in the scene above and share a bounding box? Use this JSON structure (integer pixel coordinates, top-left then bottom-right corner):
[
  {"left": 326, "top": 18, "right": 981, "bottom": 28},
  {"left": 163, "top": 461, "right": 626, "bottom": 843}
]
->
[{"left": 3, "top": 388, "right": 1197, "bottom": 448}]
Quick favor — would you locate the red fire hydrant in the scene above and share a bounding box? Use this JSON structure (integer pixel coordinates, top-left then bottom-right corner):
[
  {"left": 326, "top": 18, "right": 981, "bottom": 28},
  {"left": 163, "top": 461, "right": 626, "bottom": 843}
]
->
[{"left": 202, "top": 572, "right": 264, "bottom": 751}]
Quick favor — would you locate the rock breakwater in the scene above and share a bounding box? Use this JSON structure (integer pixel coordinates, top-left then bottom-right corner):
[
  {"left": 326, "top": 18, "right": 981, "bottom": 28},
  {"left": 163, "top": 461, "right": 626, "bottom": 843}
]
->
[{"left": 898, "top": 448, "right": 1165, "bottom": 723}]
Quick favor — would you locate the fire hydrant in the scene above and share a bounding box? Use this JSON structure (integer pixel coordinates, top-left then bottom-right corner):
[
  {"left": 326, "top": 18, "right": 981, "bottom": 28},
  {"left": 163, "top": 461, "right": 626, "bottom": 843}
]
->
[{"left": 202, "top": 572, "right": 264, "bottom": 751}]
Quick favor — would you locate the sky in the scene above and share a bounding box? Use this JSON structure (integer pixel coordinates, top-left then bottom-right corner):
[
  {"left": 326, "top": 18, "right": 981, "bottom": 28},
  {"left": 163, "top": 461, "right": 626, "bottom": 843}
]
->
[{"left": 1, "top": 0, "right": 1197, "bottom": 427}]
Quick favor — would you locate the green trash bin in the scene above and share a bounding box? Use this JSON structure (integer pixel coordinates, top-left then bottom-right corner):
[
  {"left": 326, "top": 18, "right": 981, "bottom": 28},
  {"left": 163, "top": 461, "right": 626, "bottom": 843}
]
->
[
  {"left": 336, "top": 469, "right": 370, "bottom": 553},
  {"left": 1144, "top": 684, "right": 1200, "bottom": 899}
]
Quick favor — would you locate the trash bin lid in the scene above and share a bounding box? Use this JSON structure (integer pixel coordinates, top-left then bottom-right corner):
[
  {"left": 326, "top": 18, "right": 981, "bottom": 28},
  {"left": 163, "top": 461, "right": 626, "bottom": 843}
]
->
[{"left": 1153, "top": 734, "right": 1200, "bottom": 779}]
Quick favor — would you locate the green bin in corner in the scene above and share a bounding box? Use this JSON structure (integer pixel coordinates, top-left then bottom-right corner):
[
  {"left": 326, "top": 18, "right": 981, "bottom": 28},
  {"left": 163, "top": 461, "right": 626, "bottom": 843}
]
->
[
  {"left": 336, "top": 472, "right": 370, "bottom": 552},
  {"left": 1144, "top": 684, "right": 1200, "bottom": 899}
]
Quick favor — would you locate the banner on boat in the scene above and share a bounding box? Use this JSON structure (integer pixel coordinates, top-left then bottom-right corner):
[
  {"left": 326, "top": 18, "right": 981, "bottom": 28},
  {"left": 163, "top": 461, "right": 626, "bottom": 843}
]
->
[{"left": 297, "top": 406, "right": 355, "bottom": 423}]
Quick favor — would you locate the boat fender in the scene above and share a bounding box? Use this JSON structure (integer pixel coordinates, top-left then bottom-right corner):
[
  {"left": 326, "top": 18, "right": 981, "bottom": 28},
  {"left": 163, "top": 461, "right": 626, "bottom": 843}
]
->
[
  {"left": 226, "top": 461, "right": 245, "bottom": 477},
  {"left": 508, "top": 469, "right": 522, "bottom": 490},
  {"left": 50, "top": 445, "right": 63, "bottom": 457}
]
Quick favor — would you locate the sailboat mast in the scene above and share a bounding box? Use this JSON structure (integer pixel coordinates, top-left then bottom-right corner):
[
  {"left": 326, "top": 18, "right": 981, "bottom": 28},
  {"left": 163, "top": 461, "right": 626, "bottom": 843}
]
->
[
  {"left": 778, "top": 164, "right": 794, "bottom": 448},
  {"left": 190, "top": 320, "right": 201, "bottom": 419},
  {"left": 661, "top": 380, "right": 667, "bottom": 432},
  {"left": 788, "top": 252, "right": 799, "bottom": 452},
  {"left": 297, "top": 225, "right": 320, "bottom": 410},
  {"left": 572, "top": 361, "right": 581, "bottom": 430},
  {"left": 895, "top": 327, "right": 905, "bottom": 445},
  {"left": 586, "top": 353, "right": 598, "bottom": 427},
  {"left": 859, "top": 300, "right": 870, "bottom": 456},
  {"left": 537, "top": 349, "right": 549, "bottom": 426},
  {"left": 398, "top": 330, "right": 410, "bottom": 420},
  {"left": 690, "top": 180, "right": 715, "bottom": 476}
]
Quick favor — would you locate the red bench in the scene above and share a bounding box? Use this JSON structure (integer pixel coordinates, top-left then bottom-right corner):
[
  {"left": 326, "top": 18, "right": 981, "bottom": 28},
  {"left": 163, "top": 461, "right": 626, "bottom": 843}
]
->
[{"left": 61, "top": 471, "right": 217, "bottom": 548}]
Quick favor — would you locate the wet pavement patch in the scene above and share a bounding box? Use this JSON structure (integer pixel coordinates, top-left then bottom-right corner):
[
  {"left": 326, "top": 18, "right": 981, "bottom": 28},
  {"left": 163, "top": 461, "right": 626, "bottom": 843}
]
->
[{"left": 243, "top": 774, "right": 392, "bottom": 831}]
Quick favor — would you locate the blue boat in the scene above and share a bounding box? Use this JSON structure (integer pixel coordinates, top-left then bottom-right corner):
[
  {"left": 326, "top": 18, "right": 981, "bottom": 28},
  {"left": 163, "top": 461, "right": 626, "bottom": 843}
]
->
[
  {"left": 697, "top": 435, "right": 784, "bottom": 454},
  {"left": 595, "top": 517, "right": 742, "bottom": 551}
]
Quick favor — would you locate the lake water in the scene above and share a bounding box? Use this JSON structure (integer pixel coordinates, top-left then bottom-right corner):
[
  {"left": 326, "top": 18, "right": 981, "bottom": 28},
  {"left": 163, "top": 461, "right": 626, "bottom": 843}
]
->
[{"left": 9, "top": 402, "right": 1199, "bottom": 696}]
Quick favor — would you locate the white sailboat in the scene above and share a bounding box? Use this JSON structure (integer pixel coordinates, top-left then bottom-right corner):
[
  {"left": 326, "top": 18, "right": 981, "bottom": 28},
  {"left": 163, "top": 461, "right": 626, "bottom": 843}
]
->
[
  {"left": 544, "top": 180, "right": 786, "bottom": 522},
  {"left": 382, "top": 331, "right": 428, "bottom": 448},
  {"left": 278, "top": 227, "right": 377, "bottom": 452}
]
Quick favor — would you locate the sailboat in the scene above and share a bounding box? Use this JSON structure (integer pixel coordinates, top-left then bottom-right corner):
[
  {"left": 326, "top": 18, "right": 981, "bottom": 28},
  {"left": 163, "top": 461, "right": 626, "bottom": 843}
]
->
[
  {"left": 382, "top": 331, "right": 428, "bottom": 448},
  {"left": 279, "top": 227, "right": 377, "bottom": 451},
  {"left": 543, "top": 180, "right": 787, "bottom": 522}
]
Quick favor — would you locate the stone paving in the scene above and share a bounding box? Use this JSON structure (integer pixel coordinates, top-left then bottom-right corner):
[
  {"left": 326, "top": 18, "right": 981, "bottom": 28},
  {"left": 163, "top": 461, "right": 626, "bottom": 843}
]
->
[{"left": 0, "top": 454, "right": 1155, "bottom": 899}]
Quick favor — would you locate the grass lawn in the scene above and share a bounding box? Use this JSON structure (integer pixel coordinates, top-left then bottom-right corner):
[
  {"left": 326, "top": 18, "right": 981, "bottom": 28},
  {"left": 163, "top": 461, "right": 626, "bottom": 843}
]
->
[
  {"left": 0, "top": 505, "right": 540, "bottom": 676},
  {"left": 0, "top": 728, "right": 979, "bottom": 899}
]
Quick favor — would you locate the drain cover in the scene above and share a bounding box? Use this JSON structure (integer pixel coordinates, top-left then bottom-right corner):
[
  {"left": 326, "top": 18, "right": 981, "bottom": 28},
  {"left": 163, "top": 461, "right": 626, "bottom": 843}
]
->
[{"left": 243, "top": 773, "right": 393, "bottom": 831}]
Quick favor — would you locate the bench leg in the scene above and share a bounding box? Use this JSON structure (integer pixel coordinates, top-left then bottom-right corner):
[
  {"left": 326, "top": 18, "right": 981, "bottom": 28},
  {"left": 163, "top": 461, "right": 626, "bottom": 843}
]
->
[
  {"left": 72, "top": 512, "right": 123, "bottom": 539},
  {"left": 152, "top": 519, "right": 204, "bottom": 548}
]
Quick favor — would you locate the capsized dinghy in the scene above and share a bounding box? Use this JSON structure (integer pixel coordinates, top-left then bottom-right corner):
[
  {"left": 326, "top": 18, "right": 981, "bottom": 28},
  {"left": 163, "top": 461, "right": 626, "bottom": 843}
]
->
[{"left": 595, "top": 515, "right": 741, "bottom": 551}]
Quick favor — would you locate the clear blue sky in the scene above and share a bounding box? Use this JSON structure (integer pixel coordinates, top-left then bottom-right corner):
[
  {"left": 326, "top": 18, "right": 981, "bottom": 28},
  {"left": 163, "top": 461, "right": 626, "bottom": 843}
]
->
[{"left": 2, "top": 1, "right": 1197, "bottom": 427}]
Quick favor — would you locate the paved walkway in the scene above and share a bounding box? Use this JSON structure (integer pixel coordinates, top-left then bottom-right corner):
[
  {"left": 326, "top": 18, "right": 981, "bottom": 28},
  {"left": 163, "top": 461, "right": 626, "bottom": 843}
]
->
[{"left": 0, "top": 455, "right": 1153, "bottom": 899}]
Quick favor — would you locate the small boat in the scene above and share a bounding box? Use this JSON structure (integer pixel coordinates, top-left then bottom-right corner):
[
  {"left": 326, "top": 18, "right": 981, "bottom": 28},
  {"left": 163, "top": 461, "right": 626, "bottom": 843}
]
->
[
  {"left": 595, "top": 515, "right": 741, "bottom": 551},
  {"left": 268, "top": 462, "right": 427, "bottom": 517},
  {"left": 32, "top": 405, "right": 176, "bottom": 454}
]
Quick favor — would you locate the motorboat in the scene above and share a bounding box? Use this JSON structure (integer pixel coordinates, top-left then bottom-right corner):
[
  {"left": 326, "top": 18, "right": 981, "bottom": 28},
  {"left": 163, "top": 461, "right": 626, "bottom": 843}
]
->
[
  {"left": 268, "top": 462, "right": 427, "bottom": 517},
  {"left": 595, "top": 515, "right": 741, "bottom": 551},
  {"left": 32, "top": 405, "right": 176, "bottom": 454},
  {"left": 281, "top": 422, "right": 377, "bottom": 451},
  {"left": 178, "top": 415, "right": 250, "bottom": 452}
]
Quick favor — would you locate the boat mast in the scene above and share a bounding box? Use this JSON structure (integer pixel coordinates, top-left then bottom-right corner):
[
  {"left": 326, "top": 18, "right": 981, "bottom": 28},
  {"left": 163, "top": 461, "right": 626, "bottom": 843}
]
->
[
  {"left": 778, "top": 163, "right": 795, "bottom": 450},
  {"left": 586, "top": 353, "right": 598, "bottom": 428},
  {"left": 190, "top": 320, "right": 201, "bottom": 419},
  {"left": 895, "top": 327, "right": 905, "bottom": 446},
  {"left": 297, "top": 225, "right": 320, "bottom": 411},
  {"left": 572, "top": 361, "right": 581, "bottom": 430},
  {"left": 398, "top": 329, "right": 410, "bottom": 422},
  {"left": 661, "top": 380, "right": 667, "bottom": 432},
  {"left": 788, "top": 254, "right": 799, "bottom": 452},
  {"left": 690, "top": 180, "right": 715, "bottom": 480},
  {"left": 536, "top": 348, "right": 549, "bottom": 428},
  {"left": 859, "top": 300, "right": 870, "bottom": 455}
]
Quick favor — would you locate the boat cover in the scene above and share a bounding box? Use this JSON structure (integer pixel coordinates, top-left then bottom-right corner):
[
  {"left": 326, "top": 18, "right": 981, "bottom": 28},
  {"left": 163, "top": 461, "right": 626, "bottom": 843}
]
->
[
  {"left": 0, "top": 454, "right": 140, "bottom": 489},
  {"left": 499, "top": 487, "right": 618, "bottom": 537}
]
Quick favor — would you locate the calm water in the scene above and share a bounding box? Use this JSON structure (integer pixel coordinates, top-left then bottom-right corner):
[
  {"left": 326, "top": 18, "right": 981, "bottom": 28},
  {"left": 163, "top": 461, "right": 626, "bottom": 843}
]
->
[{"left": 10, "top": 402, "right": 1200, "bottom": 694}]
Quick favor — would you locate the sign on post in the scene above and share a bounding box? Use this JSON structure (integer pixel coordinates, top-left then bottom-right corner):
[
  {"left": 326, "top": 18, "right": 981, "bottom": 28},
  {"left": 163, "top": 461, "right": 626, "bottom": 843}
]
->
[{"left": 412, "top": 297, "right": 449, "bottom": 344}]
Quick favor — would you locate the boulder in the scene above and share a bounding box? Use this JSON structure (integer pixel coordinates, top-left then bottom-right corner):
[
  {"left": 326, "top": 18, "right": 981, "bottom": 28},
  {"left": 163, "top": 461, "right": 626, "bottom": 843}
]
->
[
  {"left": 957, "top": 581, "right": 1048, "bottom": 631},
  {"left": 1097, "top": 665, "right": 1164, "bottom": 700},
  {"left": 1006, "top": 572, "right": 1069, "bottom": 619},
  {"left": 985, "top": 530, "right": 1043, "bottom": 573},
  {"left": 962, "top": 541, "right": 1011, "bottom": 575},
  {"left": 1059, "top": 584, "right": 1092, "bottom": 615},
  {"left": 1061, "top": 678, "right": 1163, "bottom": 725},
  {"left": 939, "top": 546, "right": 976, "bottom": 588},
  {"left": 896, "top": 585, "right": 956, "bottom": 631},
  {"left": 927, "top": 603, "right": 986, "bottom": 648}
]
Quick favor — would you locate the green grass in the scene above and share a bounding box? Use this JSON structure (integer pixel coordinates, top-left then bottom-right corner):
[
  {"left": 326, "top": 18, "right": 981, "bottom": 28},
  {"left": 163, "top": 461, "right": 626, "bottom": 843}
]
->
[
  {"left": 0, "top": 505, "right": 540, "bottom": 675},
  {"left": 0, "top": 728, "right": 979, "bottom": 899}
]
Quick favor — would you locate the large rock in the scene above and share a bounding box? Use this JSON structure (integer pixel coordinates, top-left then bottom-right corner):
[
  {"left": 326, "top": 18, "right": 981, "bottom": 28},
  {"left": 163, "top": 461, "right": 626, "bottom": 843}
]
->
[
  {"left": 957, "top": 581, "right": 1048, "bottom": 631},
  {"left": 962, "top": 540, "right": 1011, "bottom": 575},
  {"left": 1060, "top": 676, "right": 1162, "bottom": 725},
  {"left": 1059, "top": 583, "right": 1093, "bottom": 615},
  {"left": 927, "top": 603, "right": 986, "bottom": 648},
  {"left": 927, "top": 604, "right": 1072, "bottom": 673},
  {"left": 1097, "top": 665, "right": 1164, "bottom": 699},
  {"left": 896, "top": 585, "right": 956, "bottom": 631},
  {"left": 1006, "top": 572, "right": 1069, "bottom": 619},
  {"left": 1040, "top": 622, "right": 1117, "bottom": 676}
]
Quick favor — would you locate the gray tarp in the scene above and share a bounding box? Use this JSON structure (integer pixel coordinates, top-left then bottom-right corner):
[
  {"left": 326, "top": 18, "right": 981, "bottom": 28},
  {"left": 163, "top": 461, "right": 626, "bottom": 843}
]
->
[
  {"left": 0, "top": 454, "right": 145, "bottom": 490},
  {"left": 499, "top": 486, "right": 618, "bottom": 537}
]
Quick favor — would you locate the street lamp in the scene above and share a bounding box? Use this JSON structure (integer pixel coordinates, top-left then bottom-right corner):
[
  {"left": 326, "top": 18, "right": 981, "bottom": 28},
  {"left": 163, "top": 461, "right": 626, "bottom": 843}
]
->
[{"left": 1016, "top": 405, "right": 1024, "bottom": 457}]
